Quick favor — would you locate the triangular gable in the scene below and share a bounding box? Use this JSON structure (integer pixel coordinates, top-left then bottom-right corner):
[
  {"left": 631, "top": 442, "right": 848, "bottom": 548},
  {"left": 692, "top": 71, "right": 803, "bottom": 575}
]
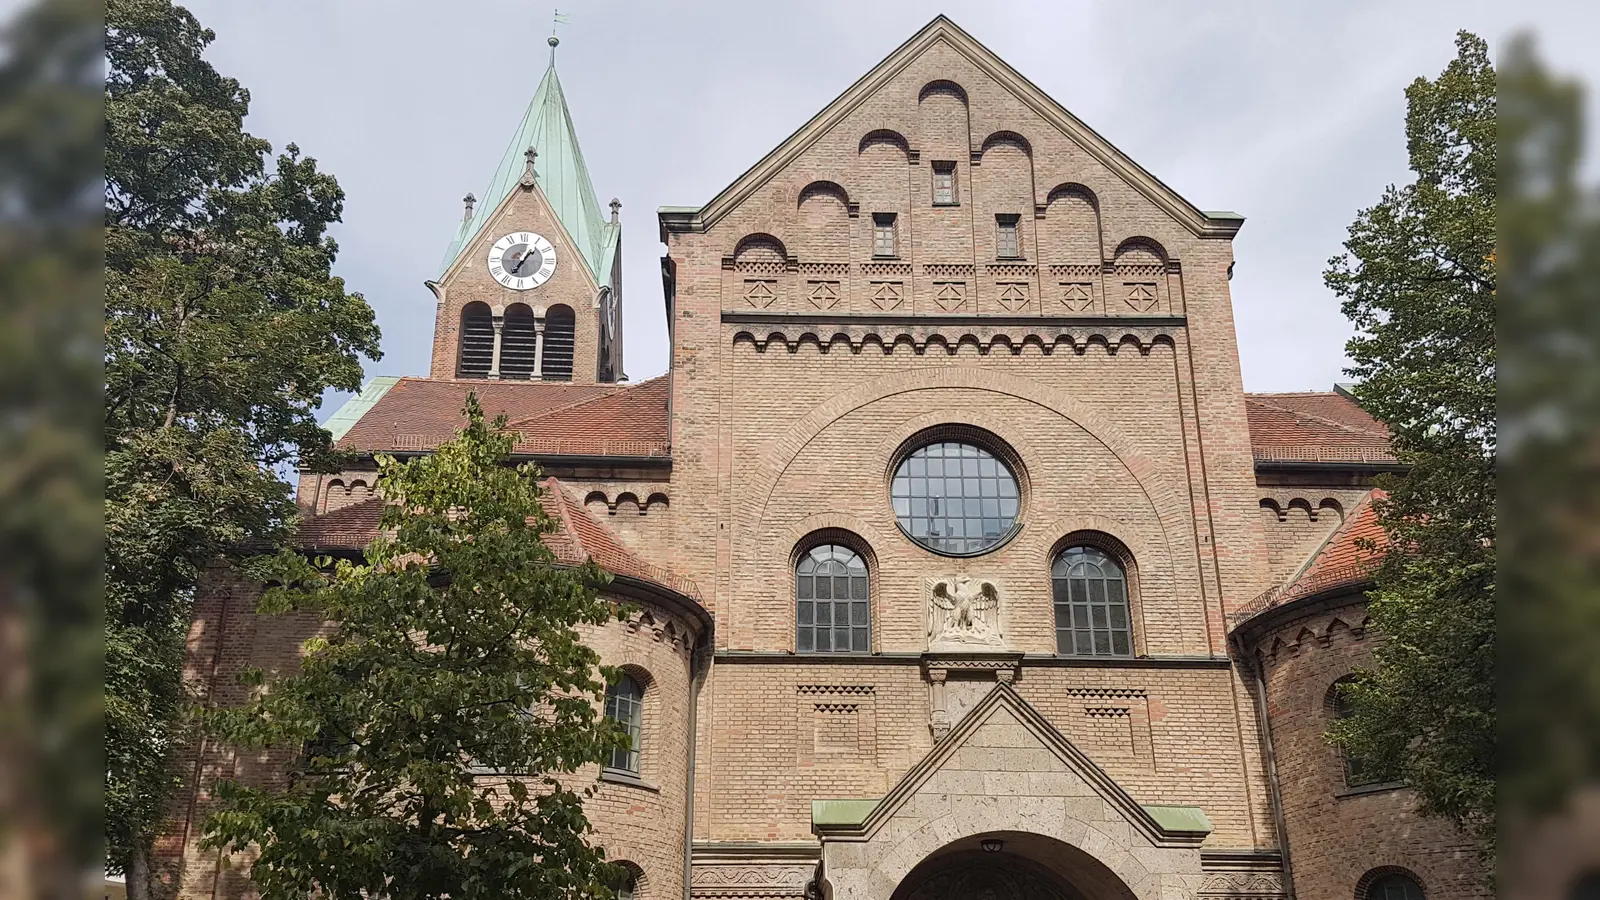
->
[
  {"left": 813, "top": 682, "right": 1211, "bottom": 849},
  {"left": 440, "top": 59, "right": 618, "bottom": 283},
  {"left": 438, "top": 160, "right": 605, "bottom": 293},
  {"left": 668, "top": 15, "right": 1242, "bottom": 240}
]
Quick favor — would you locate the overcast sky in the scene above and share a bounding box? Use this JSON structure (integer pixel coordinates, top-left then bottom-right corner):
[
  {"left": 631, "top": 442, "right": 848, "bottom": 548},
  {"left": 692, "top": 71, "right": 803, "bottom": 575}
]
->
[{"left": 179, "top": 1, "right": 1597, "bottom": 415}]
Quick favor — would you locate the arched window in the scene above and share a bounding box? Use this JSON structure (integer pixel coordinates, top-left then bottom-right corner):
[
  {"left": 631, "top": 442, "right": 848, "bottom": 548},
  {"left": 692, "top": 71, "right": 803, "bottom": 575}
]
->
[
  {"left": 603, "top": 674, "right": 643, "bottom": 773},
  {"left": 1052, "top": 546, "right": 1132, "bottom": 657},
  {"left": 542, "top": 303, "right": 575, "bottom": 381},
  {"left": 499, "top": 303, "right": 537, "bottom": 379},
  {"left": 1329, "top": 676, "right": 1374, "bottom": 786},
  {"left": 457, "top": 302, "right": 494, "bottom": 378},
  {"left": 796, "top": 544, "right": 869, "bottom": 653},
  {"left": 1362, "top": 871, "right": 1424, "bottom": 900},
  {"left": 609, "top": 866, "right": 640, "bottom": 900}
]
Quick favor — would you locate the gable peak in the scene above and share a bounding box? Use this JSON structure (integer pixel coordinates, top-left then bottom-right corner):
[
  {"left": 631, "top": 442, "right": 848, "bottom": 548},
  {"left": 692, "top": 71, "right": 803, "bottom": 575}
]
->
[{"left": 439, "top": 51, "right": 619, "bottom": 285}]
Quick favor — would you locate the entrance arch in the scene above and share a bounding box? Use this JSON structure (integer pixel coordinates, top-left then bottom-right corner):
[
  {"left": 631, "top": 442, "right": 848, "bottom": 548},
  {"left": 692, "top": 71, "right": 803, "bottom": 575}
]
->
[
  {"left": 890, "top": 833, "right": 1137, "bottom": 900},
  {"left": 812, "top": 685, "right": 1210, "bottom": 900}
]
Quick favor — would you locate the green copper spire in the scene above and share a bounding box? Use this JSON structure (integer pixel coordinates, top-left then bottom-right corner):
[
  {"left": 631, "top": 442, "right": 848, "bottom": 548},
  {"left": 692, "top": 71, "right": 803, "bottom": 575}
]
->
[{"left": 440, "top": 41, "right": 617, "bottom": 285}]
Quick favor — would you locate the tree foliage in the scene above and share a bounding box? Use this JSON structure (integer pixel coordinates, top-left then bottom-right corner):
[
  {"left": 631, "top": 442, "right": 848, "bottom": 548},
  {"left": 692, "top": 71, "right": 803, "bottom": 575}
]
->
[
  {"left": 0, "top": 1, "right": 105, "bottom": 897},
  {"left": 203, "top": 398, "right": 626, "bottom": 900},
  {"left": 1497, "top": 35, "right": 1600, "bottom": 831},
  {"left": 104, "top": 0, "right": 380, "bottom": 888},
  {"left": 1324, "top": 32, "right": 1495, "bottom": 846}
]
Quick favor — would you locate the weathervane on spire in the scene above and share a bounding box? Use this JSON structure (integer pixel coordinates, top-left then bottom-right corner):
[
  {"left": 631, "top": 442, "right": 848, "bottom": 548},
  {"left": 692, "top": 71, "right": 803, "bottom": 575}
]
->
[{"left": 549, "top": 9, "right": 570, "bottom": 62}]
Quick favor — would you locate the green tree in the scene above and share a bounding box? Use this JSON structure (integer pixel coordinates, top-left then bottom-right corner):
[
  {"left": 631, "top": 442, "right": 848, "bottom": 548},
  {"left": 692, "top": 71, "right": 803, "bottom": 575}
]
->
[
  {"left": 1498, "top": 35, "right": 1600, "bottom": 839},
  {"left": 1324, "top": 31, "right": 1496, "bottom": 846},
  {"left": 104, "top": 0, "right": 381, "bottom": 892},
  {"left": 0, "top": 1, "right": 105, "bottom": 898},
  {"left": 203, "top": 398, "right": 625, "bottom": 900}
]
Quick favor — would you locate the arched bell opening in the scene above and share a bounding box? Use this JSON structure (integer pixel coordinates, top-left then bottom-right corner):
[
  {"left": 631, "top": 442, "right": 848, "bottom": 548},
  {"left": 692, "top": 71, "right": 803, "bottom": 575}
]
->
[{"left": 889, "top": 832, "right": 1137, "bottom": 900}]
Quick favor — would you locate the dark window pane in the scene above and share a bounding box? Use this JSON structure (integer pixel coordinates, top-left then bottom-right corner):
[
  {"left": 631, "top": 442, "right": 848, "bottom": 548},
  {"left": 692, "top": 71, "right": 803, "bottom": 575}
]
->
[
  {"left": 853, "top": 627, "right": 869, "bottom": 649},
  {"left": 891, "top": 440, "right": 1018, "bottom": 555},
  {"left": 1052, "top": 547, "right": 1132, "bottom": 658},
  {"left": 796, "top": 545, "right": 870, "bottom": 654}
]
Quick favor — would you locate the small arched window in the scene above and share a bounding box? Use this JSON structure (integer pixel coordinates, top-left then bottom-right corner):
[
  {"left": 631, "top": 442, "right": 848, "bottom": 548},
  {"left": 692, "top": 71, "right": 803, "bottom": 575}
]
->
[
  {"left": 542, "top": 303, "right": 575, "bottom": 381},
  {"left": 604, "top": 674, "right": 643, "bottom": 773},
  {"left": 1364, "top": 872, "right": 1424, "bottom": 900},
  {"left": 499, "top": 303, "right": 537, "bottom": 379},
  {"left": 1329, "top": 676, "right": 1373, "bottom": 786},
  {"left": 796, "top": 544, "right": 869, "bottom": 653},
  {"left": 609, "top": 867, "right": 639, "bottom": 900},
  {"left": 1052, "top": 546, "right": 1131, "bottom": 657},
  {"left": 457, "top": 302, "right": 494, "bottom": 378}
]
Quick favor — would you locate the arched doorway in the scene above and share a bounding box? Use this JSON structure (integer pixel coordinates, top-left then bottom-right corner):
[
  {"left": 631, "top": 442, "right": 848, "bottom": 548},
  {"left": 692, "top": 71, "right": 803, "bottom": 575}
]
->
[{"left": 889, "top": 833, "right": 1137, "bottom": 900}]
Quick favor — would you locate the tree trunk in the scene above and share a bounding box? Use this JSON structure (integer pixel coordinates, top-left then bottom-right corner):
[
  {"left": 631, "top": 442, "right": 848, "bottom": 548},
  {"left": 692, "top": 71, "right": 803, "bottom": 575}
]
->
[{"left": 126, "top": 839, "right": 151, "bottom": 900}]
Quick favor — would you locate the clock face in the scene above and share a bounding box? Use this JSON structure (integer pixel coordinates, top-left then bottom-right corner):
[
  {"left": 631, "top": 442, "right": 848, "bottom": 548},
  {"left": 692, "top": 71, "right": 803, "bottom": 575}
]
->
[{"left": 487, "top": 232, "right": 556, "bottom": 290}]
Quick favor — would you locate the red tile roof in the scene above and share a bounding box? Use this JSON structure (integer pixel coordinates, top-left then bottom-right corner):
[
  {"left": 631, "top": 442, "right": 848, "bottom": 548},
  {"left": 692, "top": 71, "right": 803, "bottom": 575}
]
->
[
  {"left": 539, "top": 478, "right": 701, "bottom": 599},
  {"left": 297, "top": 496, "right": 387, "bottom": 550},
  {"left": 290, "top": 478, "right": 700, "bottom": 602},
  {"left": 1234, "top": 489, "right": 1389, "bottom": 624},
  {"left": 1245, "top": 392, "right": 1395, "bottom": 465},
  {"left": 337, "top": 378, "right": 615, "bottom": 453},
  {"left": 508, "top": 376, "right": 670, "bottom": 458}
]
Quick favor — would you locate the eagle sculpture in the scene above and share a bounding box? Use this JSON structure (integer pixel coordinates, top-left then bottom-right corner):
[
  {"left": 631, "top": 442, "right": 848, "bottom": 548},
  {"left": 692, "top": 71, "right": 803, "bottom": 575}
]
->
[{"left": 928, "top": 574, "right": 1002, "bottom": 647}]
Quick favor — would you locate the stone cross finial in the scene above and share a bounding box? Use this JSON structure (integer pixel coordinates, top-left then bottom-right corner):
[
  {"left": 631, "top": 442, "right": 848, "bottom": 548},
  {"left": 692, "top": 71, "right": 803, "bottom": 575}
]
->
[
  {"left": 520, "top": 146, "right": 538, "bottom": 187},
  {"left": 609, "top": 197, "right": 621, "bottom": 223},
  {"left": 462, "top": 193, "right": 476, "bottom": 224}
]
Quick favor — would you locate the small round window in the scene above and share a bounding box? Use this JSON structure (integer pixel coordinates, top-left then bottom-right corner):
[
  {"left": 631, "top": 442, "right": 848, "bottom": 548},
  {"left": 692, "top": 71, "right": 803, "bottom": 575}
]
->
[{"left": 891, "top": 440, "right": 1020, "bottom": 555}]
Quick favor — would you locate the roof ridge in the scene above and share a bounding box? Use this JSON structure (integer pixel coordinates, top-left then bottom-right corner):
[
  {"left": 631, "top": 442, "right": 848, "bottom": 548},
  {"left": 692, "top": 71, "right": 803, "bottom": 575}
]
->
[
  {"left": 539, "top": 476, "right": 588, "bottom": 557},
  {"left": 507, "top": 382, "right": 630, "bottom": 428},
  {"left": 1246, "top": 395, "right": 1388, "bottom": 438}
]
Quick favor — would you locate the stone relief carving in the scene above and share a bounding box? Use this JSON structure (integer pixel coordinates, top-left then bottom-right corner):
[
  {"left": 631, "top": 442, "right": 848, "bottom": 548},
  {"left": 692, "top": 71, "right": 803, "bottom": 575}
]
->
[
  {"left": 927, "top": 575, "right": 1004, "bottom": 650},
  {"left": 1197, "top": 872, "right": 1287, "bottom": 899},
  {"left": 691, "top": 864, "right": 814, "bottom": 888}
]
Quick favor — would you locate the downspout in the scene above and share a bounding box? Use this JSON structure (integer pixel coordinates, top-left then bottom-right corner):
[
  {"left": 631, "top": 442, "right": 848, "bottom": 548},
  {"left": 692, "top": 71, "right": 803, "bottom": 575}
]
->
[
  {"left": 1237, "top": 631, "right": 1297, "bottom": 900},
  {"left": 683, "top": 632, "right": 712, "bottom": 900}
]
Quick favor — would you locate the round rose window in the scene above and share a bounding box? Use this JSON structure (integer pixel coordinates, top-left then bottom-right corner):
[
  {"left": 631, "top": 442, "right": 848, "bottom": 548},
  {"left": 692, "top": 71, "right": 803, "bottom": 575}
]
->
[{"left": 890, "top": 440, "right": 1020, "bottom": 555}]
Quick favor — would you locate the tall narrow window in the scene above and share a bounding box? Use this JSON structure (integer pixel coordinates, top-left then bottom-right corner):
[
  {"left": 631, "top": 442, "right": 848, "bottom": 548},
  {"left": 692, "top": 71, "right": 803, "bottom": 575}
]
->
[
  {"left": 456, "top": 302, "right": 494, "bottom": 378},
  {"left": 1329, "top": 677, "right": 1374, "bottom": 786},
  {"left": 499, "top": 304, "right": 537, "bottom": 380},
  {"left": 996, "top": 214, "right": 1021, "bottom": 259},
  {"left": 932, "top": 162, "right": 957, "bottom": 205},
  {"left": 541, "top": 303, "right": 576, "bottom": 381},
  {"left": 1052, "top": 546, "right": 1132, "bottom": 657},
  {"left": 604, "top": 674, "right": 643, "bottom": 773},
  {"left": 872, "top": 214, "right": 897, "bottom": 258},
  {"left": 796, "top": 544, "right": 869, "bottom": 653}
]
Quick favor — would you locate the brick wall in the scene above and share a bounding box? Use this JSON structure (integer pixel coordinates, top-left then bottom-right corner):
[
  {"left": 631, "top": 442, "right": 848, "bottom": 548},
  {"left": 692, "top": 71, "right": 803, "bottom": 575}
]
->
[
  {"left": 662, "top": 34, "right": 1275, "bottom": 863},
  {"left": 1248, "top": 597, "right": 1488, "bottom": 900},
  {"left": 162, "top": 566, "right": 701, "bottom": 900},
  {"left": 429, "top": 183, "right": 603, "bottom": 385}
]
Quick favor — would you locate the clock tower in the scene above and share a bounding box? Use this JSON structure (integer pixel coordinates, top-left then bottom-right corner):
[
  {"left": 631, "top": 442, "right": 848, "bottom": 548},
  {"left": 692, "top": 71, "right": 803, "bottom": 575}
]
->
[{"left": 426, "top": 36, "right": 624, "bottom": 385}]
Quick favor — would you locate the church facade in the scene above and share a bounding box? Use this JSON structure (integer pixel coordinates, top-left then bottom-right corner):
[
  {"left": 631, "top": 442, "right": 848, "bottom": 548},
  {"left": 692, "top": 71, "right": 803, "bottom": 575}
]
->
[{"left": 165, "top": 17, "right": 1486, "bottom": 900}]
